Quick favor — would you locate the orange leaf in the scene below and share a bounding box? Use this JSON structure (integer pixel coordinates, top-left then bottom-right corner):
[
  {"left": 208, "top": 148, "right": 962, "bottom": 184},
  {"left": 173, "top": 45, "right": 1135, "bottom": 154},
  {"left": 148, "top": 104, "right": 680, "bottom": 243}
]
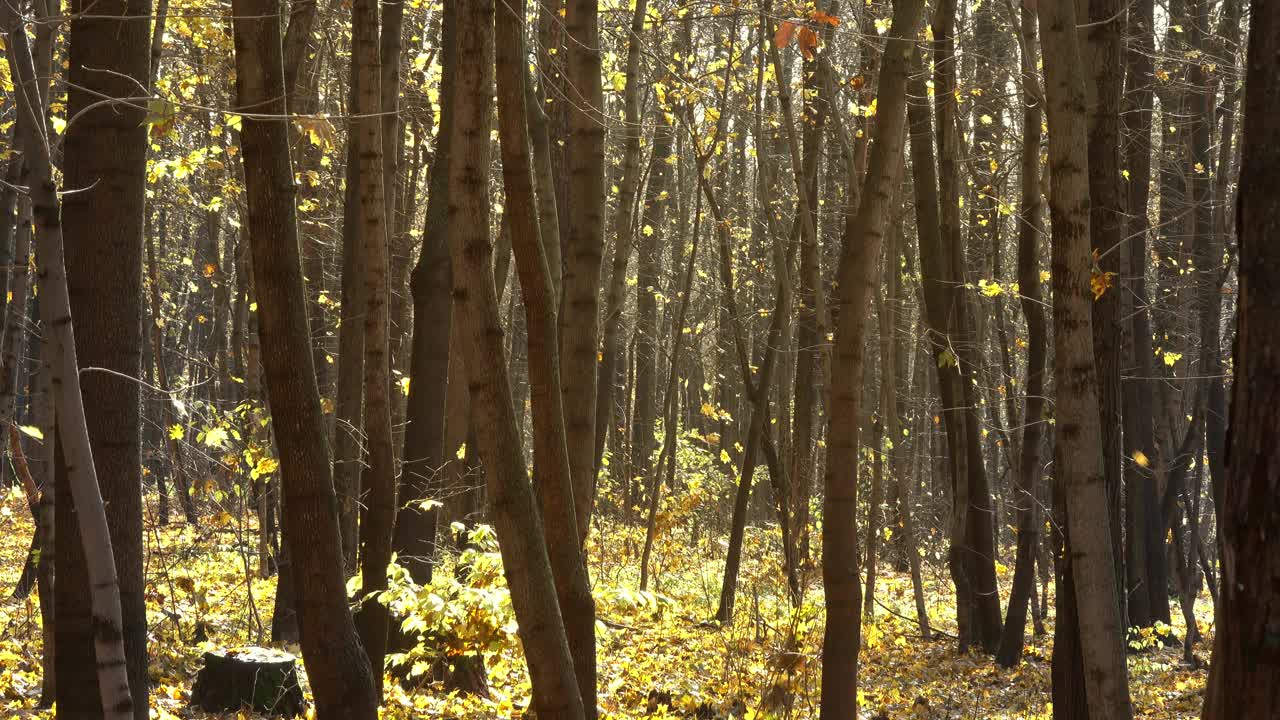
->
[
  {"left": 798, "top": 26, "right": 819, "bottom": 60},
  {"left": 810, "top": 10, "right": 841, "bottom": 27},
  {"left": 774, "top": 20, "right": 797, "bottom": 49}
]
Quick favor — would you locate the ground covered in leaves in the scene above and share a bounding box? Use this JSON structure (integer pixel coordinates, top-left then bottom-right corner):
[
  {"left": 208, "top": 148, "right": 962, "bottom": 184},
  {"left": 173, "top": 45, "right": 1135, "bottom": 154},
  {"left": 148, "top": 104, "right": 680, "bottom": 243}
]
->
[{"left": 0, "top": 486, "right": 1214, "bottom": 719}]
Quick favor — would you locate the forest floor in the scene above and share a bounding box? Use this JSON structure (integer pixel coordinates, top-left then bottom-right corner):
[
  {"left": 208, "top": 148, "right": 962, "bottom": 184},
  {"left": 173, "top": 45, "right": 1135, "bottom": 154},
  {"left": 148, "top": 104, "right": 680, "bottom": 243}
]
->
[{"left": 0, "top": 486, "right": 1215, "bottom": 719}]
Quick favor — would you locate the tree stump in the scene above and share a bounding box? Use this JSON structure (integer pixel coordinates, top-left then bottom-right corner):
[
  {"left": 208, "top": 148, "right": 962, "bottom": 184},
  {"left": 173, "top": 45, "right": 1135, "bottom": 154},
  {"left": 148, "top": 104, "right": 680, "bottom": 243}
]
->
[{"left": 190, "top": 647, "right": 306, "bottom": 717}]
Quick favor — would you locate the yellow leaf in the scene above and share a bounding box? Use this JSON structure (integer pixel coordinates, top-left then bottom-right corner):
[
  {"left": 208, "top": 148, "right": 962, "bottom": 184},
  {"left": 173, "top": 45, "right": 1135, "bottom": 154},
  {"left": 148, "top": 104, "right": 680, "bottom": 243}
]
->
[{"left": 1133, "top": 450, "right": 1150, "bottom": 468}]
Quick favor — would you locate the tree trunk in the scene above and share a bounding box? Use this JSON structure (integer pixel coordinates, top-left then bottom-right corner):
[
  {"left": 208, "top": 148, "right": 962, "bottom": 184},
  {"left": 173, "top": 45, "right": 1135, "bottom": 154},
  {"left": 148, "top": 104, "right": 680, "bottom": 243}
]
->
[
  {"left": 820, "top": 0, "right": 922, "bottom": 716},
  {"left": 1038, "top": 1, "right": 1133, "bottom": 716},
  {"left": 594, "top": 0, "right": 649, "bottom": 472},
  {"left": 4, "top": 8, "right": 136, "bottom": 716},
  {"left": 229, "top": 0, "right": 380, "bottom": 713},
  {"left": 349, "top": 0, "right": 397, "bottom": 691},
  {"left": 393, "top": 0, "right": 455, "bottom": 591},
  {"left": 1080, "top": 0, "right": 1129, "bottom": 632},
  {"left": 1121, "top": 0, "right": 1171, "bottom": 631},
  {"left": 997, "top": 3, "right": 1047, "bottom": 668},
  {"left": 560, "top": 0, "right": 606, "bottom": 541},
  {"left": 448, "top": 3, "right": 586, "bottom": 719},
  {"left": 631, "top": 116, "right": 673, "bottom": 495},
  {"left": 56, "top": 0, "right": 151, "bottom": 713},
  {"left": 1201, "top": 3, "right": 1280, "bottom": 710},
  {"left": 334, "top": 80, "right": 368, "bottom": 572},
  {"left": 495, "top": 1, "right": 597, "bottom": 713},
  {"left": 933, "top": 0, "right": 1002, "bottom": 652}
]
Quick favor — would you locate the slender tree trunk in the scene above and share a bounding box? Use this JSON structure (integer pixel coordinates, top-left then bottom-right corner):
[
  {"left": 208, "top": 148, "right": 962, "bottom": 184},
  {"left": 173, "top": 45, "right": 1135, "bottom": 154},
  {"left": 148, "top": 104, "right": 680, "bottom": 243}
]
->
[
  {"left": 631, "top": 117, "right": 673, "bottom": 491},
  {"left": 639, "top": 189, "right": 702, "bottom": 593},
  {"left": 1121, "top": 0, "right": 1170, "bottom": 631},
  {"left": 449, "top": 3, "right": 585, "bottom": 718},
  {"left": 594, "top": 0, "right": 649, "bottom": 472},
  {"left": 1038, "top": 1, "right": 1133, "bottom": 716},
  {"left": 997, "top": 3, "right": 1047, "bottom": 668},
  {"left": 495, "top": 1, "right": 597, "bottom": 712},
  {"left": 933, "top": 0, "right": 1002, "bottom": 652},
  {"left": 560, "top": 0, "right": 606, "bottom": 540},
  {"left": 1081, "top": 0, "right": 1128, "bottom": 630},
  {"left": 334, "top": 83, "right": 368, "bottom": 572},
  {"left": 820, "top": 0, "right": 922, "bottom": 715},
  {"left": 229, "top": 0, "right": 380, "bottom": 713},
  {"left": 147, "top": 218, "right": 197, "bottom": 524},
  {"left": 349, "top": 0, "right": 397, "bottom": 691},
  {"left": 393, "top": 0, "right": 455, "bottom": 591}
]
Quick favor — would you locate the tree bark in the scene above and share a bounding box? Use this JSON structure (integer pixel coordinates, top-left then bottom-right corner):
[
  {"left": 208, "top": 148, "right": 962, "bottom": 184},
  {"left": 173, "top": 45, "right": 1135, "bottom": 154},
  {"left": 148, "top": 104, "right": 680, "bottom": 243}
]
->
[
  {"left": 349, "top": 0, "right": 397, "bottom": 691},
  {"left": 229, "top": 0, "right": 380, "bottom": 713},
  {"left": 56, "top": 0, "right": 151, "bottom": 713},
  {"left": 631, "top": 117, "right": 674, "bottom": 492},
  {"left": 997, "top": 2, "right": 1047, "bottom": 668},
  {"left": 448, "top": 3, "right": 585, "bottom": 719},
  {"left": 820, "top": 0, "right": 922, "bottom": 716},
  {"left": 1121, "top": 0, "right": 1171, "bottom": 631},
  {"left": 4, "top": 7, "right": 135, "bottom": 716},
  {"left": 560, "top": 0, "right": 606, "bottom": 541},
  {"left": 1201, "top": 2, "right": 1280, "bottom": 712},
  {"left": 1038, "top": 1, "right": 1133, "bottom": 716},
  {"left": 1081, "top": 0, "right": 1128, "bottom": 631},
  {"left": 393, "top": 0, "right": 455, "bottom": 590},
  {"left": 495, "top": 1, "right": 597, "bottom": 713},
  {"left": 933, "top": 0, "right": 1002, "bottom": 652},
  {"left": 594, "top": 0, "right": 649, "bottom": 473}
]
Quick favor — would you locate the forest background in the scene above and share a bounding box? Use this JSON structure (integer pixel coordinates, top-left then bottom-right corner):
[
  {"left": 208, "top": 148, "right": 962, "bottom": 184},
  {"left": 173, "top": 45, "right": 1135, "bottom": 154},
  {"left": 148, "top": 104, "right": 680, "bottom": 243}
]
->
[{"left": 0, "top": 0, "right": 1276, "bottom": 718}]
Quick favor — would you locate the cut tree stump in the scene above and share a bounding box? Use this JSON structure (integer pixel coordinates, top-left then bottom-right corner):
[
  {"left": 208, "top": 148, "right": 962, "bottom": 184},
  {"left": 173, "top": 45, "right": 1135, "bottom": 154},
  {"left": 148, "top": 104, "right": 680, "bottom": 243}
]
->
[{"left": 190, "top": 646, "right": 306, "bottom": 717}]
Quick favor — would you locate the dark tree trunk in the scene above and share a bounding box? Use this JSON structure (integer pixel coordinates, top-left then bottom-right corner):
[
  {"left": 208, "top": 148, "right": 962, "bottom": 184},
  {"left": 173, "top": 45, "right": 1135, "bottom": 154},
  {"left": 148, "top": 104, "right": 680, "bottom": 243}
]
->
[
  {"left": 996, "top": 1, "right": 1047, "bottom": 669},
  {"left": 393, "top": 0, "right": 455, "bottom": 593},
  {"left": 1082, "top": 0, "right": 1128, "bottom": 628},
  {"left": 1121, "top": 0, "right": 1171, "bottom": 631},
  {"left": 1201, "top": 3, "right": 1280, "bottom": 711},
  {"left": 819, "top": 0, "right": 922, "bottom": 716},
  {"left": 58, "top": 0, "right": 152, "bottom": 713},
  {"left": 229, "top": 0, "right": 380, "bottom": 713},
  {"left": 933, "top": 0, "right": 1002, "bottom": 652}
]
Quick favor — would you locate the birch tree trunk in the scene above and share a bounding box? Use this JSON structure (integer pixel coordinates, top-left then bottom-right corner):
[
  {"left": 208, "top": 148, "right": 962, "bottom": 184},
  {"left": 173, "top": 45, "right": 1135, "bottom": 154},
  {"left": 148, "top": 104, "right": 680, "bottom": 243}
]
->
[{"left": 4, "top": 9, "right": 135, "bottom": 718}]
